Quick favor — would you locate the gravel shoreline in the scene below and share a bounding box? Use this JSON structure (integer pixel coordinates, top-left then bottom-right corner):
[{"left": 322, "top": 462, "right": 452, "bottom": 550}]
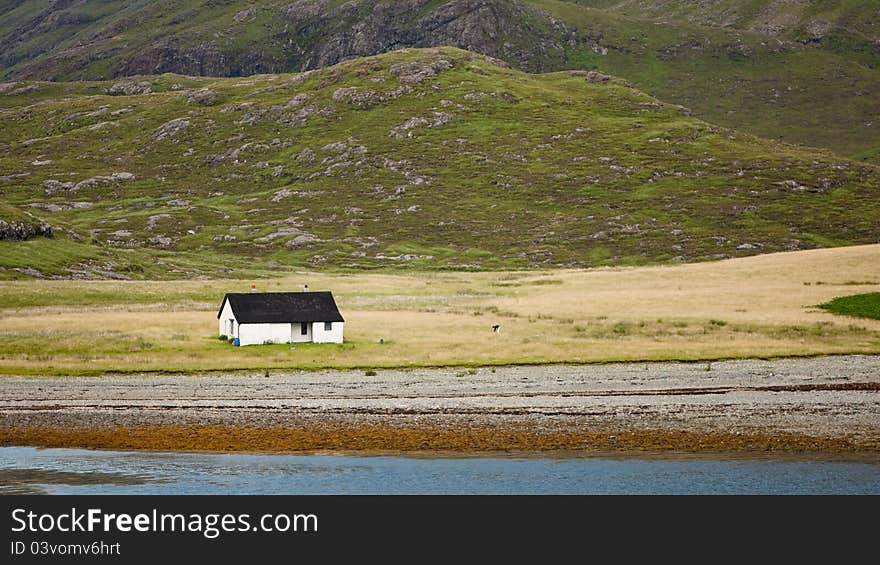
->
[{"left": 2, "top": 355, "right": 879, "bottom": 453}]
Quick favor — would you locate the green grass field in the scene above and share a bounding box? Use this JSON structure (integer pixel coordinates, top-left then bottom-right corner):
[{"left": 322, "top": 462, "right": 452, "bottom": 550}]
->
[{"left": 820, "top": 292, "right": 880, "bottom": 321}]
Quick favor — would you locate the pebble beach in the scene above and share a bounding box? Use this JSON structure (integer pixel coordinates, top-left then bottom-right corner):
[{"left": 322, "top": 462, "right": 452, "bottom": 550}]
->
[{"left": 2, "top": 355, "right": 878, "bottom": 455}]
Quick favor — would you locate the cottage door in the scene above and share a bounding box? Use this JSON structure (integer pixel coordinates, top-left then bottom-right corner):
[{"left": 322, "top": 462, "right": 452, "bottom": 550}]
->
[{"left": 289, "top": 322, "right": 311, "bottom": 342}]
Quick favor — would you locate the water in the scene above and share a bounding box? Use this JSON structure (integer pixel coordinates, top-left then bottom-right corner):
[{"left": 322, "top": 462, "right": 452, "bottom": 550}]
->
[{"left": 1, "top": 447, "right": 878, "bottom": 495}]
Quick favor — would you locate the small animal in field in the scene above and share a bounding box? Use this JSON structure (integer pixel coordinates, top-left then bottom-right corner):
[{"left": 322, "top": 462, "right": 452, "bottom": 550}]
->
[{"left": 492, "top": 324, "right": 501, "bottom": 333}]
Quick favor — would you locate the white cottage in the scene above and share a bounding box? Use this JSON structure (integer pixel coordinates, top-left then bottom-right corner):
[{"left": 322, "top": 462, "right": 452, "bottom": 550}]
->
[{"left": 217, "top": 290, "right": 344, "bottom": 346}]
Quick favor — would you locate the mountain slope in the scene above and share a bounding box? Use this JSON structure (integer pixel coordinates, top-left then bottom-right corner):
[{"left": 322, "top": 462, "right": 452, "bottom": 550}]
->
[
  {"left": 1, "top": 0, "right": 878, "bottom": 161},
  {"left": 532, "top": 0, "right": 880, "bottom": 162},
  {"left": 1, "top": 47, "right": 878, "bottom": 279},
  {"left": 560, "top": 0, "right": 880, "bottom": 38},
  {"left": 0, "top": 0, "right": 567, "bottom": 77}
]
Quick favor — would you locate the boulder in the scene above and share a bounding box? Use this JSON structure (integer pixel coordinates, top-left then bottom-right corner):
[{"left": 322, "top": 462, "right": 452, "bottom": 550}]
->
[
  {"left": 0, "top": 220, "right": 53, "bottom": 240},
  {"left": 389, "top": 56, "right": 454, "bottom": 84},
  {"left": 186, "top": 88, "right": 218, "bottom": 106},
  {"left": 151, "top": 118, "right": 190, "bottom": 141},
  {"left": 585, "top": 70, "right": 610, "bottom": 84}
]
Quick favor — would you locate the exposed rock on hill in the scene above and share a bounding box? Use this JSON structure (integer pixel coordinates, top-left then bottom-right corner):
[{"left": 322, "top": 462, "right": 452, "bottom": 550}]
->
[{"left": 0, "top": 219, "right": 53, "bottom": 241}]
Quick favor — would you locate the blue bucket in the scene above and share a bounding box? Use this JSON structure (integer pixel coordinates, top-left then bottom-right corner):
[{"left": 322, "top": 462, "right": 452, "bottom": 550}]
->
[{"left": 233, "top": 338, "right": 240, "bottom": 347}]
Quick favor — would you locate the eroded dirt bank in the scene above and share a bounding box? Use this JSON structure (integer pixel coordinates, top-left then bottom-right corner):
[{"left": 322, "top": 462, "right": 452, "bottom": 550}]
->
[{"left": 1, "top": 356, "right": 878, "bottom": 454}]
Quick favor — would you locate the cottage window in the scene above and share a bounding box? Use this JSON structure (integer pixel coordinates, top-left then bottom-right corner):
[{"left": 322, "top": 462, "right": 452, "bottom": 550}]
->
[
  {"left": 301, "top": 322, "right": 308, "bottom": 335},
  {"left": 324, "top": 322, "right": 332, "bottom": 331}
]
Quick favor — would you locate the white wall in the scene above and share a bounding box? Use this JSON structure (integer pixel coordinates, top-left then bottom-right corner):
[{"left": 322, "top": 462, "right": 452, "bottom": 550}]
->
[
  {"left": 238, "top": 323, "right": 292, "bottom": 346},
  {"left": 218, "top": 300, "right": 237, "bottom": 339},
  {"left": 313, "top": 321, "right": 344, "bottom": 344}
]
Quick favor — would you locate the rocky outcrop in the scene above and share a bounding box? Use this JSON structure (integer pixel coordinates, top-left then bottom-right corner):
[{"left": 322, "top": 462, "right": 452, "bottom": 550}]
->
[
  {"left": 0, "top": 219, "right": 53, "bottom": 240},
  {"left": 390, "top": 112, "right": 453, "bottom": 138},
  {"left": 42, "top": 179, "right": 75, "bottom": 194},
  {"left": 107, "top": 81, "right": 152, "bottom": 95},
  {"left": 29, "top": 202, "right": 93, "bottom": 212},
  {"left": 151, "top": 118, "right": 190, "bottom": 141},
  {"left": 389, "top": 57, "right": 454, "bottom": 83},
  {"left": 568, "top": 69, "right": 611, "bottom": 83},
  {"left": 331, "top": 85, "right": 412, "bottom": 108},
  {"left": 186, "top": 88, "right": 217, "bottom": 106},
  {"left": 298, "top": 0, "right": 569, "bottom": 73},
  {"left": 73, "top": 172, "right": 135, "bottom": 191}
]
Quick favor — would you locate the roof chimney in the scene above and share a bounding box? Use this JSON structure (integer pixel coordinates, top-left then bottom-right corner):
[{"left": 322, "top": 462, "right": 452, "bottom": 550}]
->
[
  {"left": 303, "top": 284, "right": 309, "bottom": 293},
  {"left": 250, "top": 284, "right": 257, "bottom": 293}
]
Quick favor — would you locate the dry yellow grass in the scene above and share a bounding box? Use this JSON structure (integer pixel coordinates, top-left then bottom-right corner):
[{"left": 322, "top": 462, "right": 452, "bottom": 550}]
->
[{"left": 1, "top": 245, "right": 878, "bottom": 375}]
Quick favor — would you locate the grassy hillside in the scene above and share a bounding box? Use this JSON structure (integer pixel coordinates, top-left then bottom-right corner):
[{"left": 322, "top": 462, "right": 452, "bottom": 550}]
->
[
  {"left": 1, "top": 0, "right": 878, "bottom": 161},
  {"left": 1, "top": 47, "right": 879, "bottom": 279}
]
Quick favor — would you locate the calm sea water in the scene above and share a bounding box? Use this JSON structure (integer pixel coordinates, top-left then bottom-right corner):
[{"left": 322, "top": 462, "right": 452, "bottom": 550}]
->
[{"left": 1, "top": 447, "right": 878, "bottom": 495}]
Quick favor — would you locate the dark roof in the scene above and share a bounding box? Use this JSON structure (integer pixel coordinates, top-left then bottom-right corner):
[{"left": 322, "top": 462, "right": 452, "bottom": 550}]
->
[{"left": 217, "top": 291, "right": 344, "bottom": 324}]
